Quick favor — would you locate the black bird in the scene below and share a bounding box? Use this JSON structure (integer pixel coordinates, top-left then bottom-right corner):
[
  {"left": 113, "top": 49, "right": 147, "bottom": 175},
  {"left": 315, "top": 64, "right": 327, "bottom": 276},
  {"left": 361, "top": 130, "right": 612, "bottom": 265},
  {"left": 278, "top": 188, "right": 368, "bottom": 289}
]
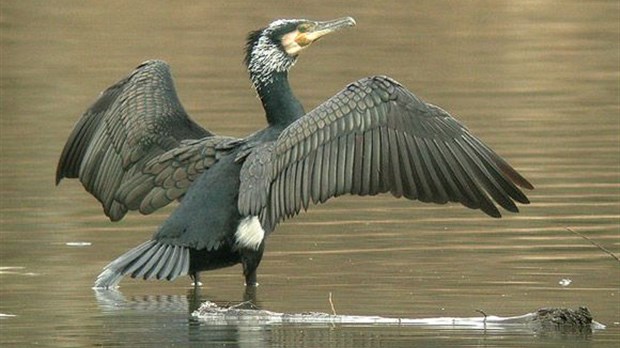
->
[{"left": 56, "top": 17, "right": 533, "bottom": 289}]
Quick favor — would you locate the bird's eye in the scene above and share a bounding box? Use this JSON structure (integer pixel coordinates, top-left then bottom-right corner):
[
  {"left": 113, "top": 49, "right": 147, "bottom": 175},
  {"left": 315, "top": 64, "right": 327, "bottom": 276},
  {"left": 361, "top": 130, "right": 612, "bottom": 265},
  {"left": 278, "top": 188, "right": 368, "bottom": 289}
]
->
[{"left": 297, "top": 23, "right": 314, "bottom": 33}]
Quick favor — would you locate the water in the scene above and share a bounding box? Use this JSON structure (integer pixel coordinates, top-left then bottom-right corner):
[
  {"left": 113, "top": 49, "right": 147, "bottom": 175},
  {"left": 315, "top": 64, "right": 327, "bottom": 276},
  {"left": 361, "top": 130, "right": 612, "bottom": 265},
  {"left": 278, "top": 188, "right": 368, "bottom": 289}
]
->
[{"left": 1, "top": 1, "right": 618, "bottom": 346}]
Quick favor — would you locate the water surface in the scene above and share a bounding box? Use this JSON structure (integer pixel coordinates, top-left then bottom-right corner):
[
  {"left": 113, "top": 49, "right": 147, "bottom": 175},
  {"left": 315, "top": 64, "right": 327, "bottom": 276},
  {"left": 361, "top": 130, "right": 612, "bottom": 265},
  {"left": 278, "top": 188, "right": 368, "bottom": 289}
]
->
[{"left": 1, "top": 1, "right": 618, "bottom": 346}]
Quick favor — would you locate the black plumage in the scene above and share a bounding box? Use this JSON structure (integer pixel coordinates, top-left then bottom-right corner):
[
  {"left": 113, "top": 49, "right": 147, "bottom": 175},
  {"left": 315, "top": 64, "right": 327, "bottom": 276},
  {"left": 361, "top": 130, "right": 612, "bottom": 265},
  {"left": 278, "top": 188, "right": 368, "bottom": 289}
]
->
[{"left": 56, "top": 17, "right": 533, "bottom": 289}]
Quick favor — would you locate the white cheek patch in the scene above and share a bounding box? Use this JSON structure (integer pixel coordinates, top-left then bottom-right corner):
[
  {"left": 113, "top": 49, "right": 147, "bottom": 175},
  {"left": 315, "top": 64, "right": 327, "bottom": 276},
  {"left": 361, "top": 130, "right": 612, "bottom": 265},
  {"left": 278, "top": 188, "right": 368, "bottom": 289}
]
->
[
  {"left": 281, "top": 30, "right": 304, "bottom": 55},
  {"left": 235, "top": 216, "right": 265, "bottom": 250}
]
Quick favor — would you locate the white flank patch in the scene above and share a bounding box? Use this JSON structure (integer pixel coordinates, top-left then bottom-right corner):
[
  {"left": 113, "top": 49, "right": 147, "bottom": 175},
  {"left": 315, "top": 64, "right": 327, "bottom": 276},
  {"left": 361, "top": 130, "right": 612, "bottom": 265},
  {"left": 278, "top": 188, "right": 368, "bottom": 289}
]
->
[{"left": 235, "top": 216, "right": 265, "bottom": 250}]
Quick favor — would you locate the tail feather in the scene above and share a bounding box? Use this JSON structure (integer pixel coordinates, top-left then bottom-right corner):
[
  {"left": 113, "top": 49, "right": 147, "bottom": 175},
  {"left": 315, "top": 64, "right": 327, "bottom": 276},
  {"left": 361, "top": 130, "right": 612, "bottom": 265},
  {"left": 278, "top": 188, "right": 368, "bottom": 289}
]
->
[
  {"left": 94, "top": 240, "right": 190, "bottom": 289},
  {"left": 122, "top": 241, "right": 161, "bottom": 276},
  {"left": 132, "top": 243, "right": 168, "bottom": 279},
  {"left": 169, "top": 246, "right": 190, "bottom": 281},
  {"left": 144, "top": 244, "right": 173, "bottom": 279},
  {"left": 158, "top": 245, "right": 179, "bottom": 280}
]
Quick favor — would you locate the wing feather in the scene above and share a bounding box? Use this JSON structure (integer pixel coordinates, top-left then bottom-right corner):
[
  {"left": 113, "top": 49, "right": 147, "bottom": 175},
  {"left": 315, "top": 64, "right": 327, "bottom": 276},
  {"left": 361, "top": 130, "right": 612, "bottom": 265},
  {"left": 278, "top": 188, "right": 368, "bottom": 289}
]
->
[
  {"left": 57, "top": 60, "right": 236, "bottom": 220},
  {"left": 395, "top": 131, "right": 418, "bottom": 200},
  {"left": 239, "top": 76, "right": 533, "bottom": 231}
]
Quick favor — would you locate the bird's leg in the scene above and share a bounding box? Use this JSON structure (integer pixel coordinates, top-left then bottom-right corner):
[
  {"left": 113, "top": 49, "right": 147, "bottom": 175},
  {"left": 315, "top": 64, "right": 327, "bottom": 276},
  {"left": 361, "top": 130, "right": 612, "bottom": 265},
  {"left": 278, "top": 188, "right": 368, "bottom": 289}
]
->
[
  {"left": 187, "top": 285, "right": 203, "bottom": 313},
  {"left": 190, "top": 272, "right": 202, "bottom": 289},
  {"left": 240, "top": 241, "right": 265, "bottom": 287},
  {"left": 244, "top": 267, "right": 258, "bottom": 287},
  {"left": 230, "top": 286, "right": 258, "bottom": 310},
  {"left": 243, "top": 284, "right": 258, "bottom": 305}
]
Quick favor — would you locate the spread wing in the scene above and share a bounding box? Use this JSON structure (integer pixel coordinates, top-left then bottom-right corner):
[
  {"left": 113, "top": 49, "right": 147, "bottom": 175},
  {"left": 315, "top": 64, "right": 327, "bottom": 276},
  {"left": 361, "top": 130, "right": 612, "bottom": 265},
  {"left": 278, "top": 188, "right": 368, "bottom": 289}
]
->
[
  {"left": 56, "top": 60, "right": 234, "bottom": 221},
  {"left": 114, "top": 136, "right": 237, "bottom": 216},
  {"left": 239, "top": 76, "right": 533, "bottom": 231}
]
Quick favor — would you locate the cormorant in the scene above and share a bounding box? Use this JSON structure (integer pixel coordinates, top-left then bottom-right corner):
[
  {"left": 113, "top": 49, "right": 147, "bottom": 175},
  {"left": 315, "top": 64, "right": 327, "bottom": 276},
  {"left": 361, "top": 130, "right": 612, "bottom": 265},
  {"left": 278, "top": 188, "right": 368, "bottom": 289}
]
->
[{"left": 56, "top": 17, "right": 533, "bottom": 289}]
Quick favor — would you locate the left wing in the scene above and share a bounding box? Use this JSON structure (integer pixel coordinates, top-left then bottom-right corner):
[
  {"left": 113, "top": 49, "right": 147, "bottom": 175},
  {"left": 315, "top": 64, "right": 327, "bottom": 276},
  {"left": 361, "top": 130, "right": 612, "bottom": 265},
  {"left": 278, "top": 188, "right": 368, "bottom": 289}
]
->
[{"left": 238, "top": 76, "right": 533, "bottom": 232}]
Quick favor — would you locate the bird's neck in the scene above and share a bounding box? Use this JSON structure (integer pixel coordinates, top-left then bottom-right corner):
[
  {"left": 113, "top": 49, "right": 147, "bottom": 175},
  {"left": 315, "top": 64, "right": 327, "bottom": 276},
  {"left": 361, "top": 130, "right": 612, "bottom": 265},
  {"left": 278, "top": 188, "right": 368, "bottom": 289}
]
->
[{"left": 254, "top": 71, "right": 305, "bottom": 127}]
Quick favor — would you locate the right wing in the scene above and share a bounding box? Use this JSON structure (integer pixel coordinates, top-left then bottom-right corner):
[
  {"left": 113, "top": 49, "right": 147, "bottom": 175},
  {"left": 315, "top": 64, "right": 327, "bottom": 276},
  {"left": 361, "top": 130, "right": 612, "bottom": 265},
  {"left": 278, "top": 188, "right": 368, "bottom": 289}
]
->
[{"left": 56, "top": 60, "right": 234, "bottom": 221}]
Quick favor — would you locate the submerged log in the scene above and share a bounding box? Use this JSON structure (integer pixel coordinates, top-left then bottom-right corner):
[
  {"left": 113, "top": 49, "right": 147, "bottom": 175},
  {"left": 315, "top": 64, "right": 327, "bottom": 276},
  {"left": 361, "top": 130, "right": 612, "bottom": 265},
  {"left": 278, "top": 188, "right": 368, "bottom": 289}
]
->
[{"left": 192, "top": 302, "right": 605, "bottom": 334}]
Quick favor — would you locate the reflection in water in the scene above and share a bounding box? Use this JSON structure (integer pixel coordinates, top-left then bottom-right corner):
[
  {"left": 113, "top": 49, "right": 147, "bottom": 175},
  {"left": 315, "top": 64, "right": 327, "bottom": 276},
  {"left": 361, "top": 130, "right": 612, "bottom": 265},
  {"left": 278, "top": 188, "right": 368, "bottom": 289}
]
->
[
  {"left": 93, "top": 288, "right": 601, "bottom": 346},
  {"left": 93, "top": 288, "right": 256, "bottom": 346},
  {"left": 94, "top": 287, "right": 259, "bottom": 314}
]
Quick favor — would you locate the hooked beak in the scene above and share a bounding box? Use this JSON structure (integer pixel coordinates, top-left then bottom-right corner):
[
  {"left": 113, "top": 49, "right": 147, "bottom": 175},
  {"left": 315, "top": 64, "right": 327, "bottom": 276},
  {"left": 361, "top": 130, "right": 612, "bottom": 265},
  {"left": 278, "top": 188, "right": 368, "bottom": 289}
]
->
[
  {"left": 281, "top": 17, "right": 356, "bottom": 56},
  {"left": 297, "top": 17, "right": 357, "bottom": 46}
]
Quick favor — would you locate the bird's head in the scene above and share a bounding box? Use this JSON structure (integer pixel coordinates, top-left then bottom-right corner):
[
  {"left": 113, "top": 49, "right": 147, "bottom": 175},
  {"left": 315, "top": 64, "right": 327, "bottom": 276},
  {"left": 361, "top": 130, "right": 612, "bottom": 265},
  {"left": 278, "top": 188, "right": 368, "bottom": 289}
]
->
[{"left": 244, "top": 17, "right": 356, "bottom": 90}]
